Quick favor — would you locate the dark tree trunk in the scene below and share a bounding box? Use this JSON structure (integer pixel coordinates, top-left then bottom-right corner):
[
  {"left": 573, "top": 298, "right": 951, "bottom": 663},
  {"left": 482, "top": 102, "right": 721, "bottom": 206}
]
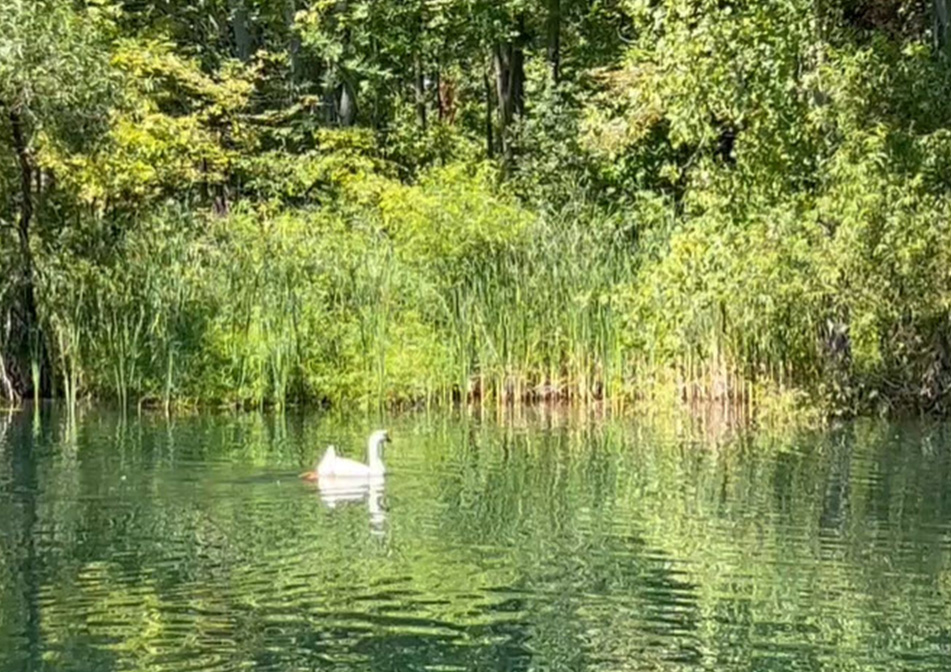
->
[
  {"left": 483, "top": 67, "right": 494, "bottom": 158},
  {"left": 213, "top": 183, "right": 230, "bottom": 216},
  {"left": 8, "top": 111, "right": 38, "bottom": 356},
  {"left": 936, "top": 0, "right": 951, "bottom": 55},
  {"left": 547, "top": 0, "right": 561, "bottom": 82},
  {"left": 493, "top": 13, "right": 527, "bottom": 167},
  {"left": 414, "top": 53, "right": 427, "bottom": 130},
  {"left": 413, "top": 3, "right": 427, "bottom": 130},
  {"left": 285, "top": 0, "right": 302, "bottom": 80},
  {"left": 331, "top": 0, "right": 358, "bottom": 126},
  {"left": 338, "top": 78, "right": 358, "bottom": 126},
  {"left": 230, "top": 0, "right": 253, "bottom": 61},
  {"left": 823, "top": 313, "right": 853, "bottom": 412},
  {"left": 322, "top": 79, "right": 338, "bottom": 124},
  {"left": 437, "top": 71, "right": 457, "bottom": 124}
]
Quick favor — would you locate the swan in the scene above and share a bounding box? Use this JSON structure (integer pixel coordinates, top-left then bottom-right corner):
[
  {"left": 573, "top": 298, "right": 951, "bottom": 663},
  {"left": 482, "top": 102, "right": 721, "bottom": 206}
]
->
[{"left": 301, "top": 429, "right": 390, "bottom": 482}]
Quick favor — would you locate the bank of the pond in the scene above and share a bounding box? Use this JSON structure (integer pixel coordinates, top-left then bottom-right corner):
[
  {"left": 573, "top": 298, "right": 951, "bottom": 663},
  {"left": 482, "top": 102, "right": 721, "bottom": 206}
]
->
[
  {"left": 0, "top": 391, "right": 829, "bottom": 445},
  {"left": 3, "top": 191, "right": 951, "bottom": 419},
  {"left": 6, "top": 167, "right": 951, "bottom": 417}
]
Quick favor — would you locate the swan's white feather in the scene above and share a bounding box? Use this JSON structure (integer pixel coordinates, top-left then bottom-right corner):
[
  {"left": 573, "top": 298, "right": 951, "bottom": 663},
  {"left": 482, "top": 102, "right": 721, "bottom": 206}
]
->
[
  {"left": 318, "top": 454, "right": 372, "bottom": 478},
  {"left": 317, "top": 445, "right": 338, "bottom": 475},
  {"left": 315, "top": 431, "right": 388, "bottom": 479}
]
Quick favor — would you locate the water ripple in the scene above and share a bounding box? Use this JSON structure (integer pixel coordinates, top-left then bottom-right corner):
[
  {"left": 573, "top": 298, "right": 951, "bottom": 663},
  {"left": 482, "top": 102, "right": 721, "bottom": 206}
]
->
[{"left": 2, "top": 413, "right": 951, "bottom": 671}]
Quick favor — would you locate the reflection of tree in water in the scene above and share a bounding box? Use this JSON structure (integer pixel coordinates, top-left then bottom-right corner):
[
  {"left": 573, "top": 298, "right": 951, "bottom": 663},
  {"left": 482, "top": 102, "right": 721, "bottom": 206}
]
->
[
  {"left": 2, "top": 410, "right": 42, "bottom": 672},
  {"left": 424, "top": 423, "right": 705, "bottom": 671},
  {"left": 818, "top": 424, "right": 854, "bottom": 537},
  {"left": 3, "top": 411, "right": 951, "bottom": 671}
]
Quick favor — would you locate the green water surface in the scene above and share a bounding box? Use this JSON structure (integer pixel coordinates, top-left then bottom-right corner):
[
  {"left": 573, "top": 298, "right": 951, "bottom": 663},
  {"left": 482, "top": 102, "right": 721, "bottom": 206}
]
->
[{"left": 1, "top": 407, "right": 950, "bottom": 671}]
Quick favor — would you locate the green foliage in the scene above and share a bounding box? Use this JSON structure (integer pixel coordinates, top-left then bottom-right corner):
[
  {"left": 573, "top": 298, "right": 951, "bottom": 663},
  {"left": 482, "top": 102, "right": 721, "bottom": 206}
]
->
[
  {"left": 5, "top": 0, "right": 951, "bottom": 415},
  {"left": 41, "top": 38, "right": 259, "bottom": 206},
  {"left": 0, "top": 0, "right": 116, "bottom": 135}
]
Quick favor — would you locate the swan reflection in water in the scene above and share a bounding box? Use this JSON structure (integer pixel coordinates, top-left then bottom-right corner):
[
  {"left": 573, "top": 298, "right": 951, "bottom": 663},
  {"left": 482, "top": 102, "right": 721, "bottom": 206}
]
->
[{"left": 317, "top": 476, "right": 387, "bottom": 534}]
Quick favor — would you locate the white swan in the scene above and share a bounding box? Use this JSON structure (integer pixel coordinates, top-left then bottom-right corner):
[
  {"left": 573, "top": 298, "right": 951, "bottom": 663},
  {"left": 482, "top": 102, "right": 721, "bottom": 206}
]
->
[{"left": 301, "top": 429, "right": 390, "bottom": 482}]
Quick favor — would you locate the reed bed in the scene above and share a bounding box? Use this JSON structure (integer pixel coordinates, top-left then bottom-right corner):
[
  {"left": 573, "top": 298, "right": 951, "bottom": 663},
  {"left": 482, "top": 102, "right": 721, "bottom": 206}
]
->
[{"left": 12, "top": 164, "right": 951, "bottom": 418}]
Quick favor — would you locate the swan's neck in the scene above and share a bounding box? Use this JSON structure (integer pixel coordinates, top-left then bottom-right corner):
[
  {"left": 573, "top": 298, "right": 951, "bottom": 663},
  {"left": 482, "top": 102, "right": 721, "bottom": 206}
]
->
[{"left": 367, "top": 438, "right": 385, "bottom": 474}]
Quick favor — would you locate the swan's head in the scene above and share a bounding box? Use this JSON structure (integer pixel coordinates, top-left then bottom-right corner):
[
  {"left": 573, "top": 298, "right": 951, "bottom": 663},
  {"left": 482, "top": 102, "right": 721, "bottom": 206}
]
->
[{"left": 369, "top": 430, "right": 391, "bottom": 450}]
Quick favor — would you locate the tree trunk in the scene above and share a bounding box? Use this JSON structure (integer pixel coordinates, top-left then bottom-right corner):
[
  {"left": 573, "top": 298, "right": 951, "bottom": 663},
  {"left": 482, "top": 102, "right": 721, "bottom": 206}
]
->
[
  {"left": 547, "top": 0, "right": 561, "bottom": 82},
  {"left": 285, "top": 0, "right": 302, "bottom": 80},
  {"left": 10, "top": 111, "right": 34, "bottom": 296},
  {"left": 413, "top": 3, "right": 427, "bottom": 130},
  {"left": 322, "top": 78, "right": 338, "bottom": 124},
  {"left": 438, "top": 71, "right": 457, "bottom": 124},
  {"left": 230, "top": 0, "right": 253, "bottom": 61},
  {"left": 338, "top": 78, "right": 358, "bottom": 126},
  {"left": 483, "top": 66, "right": 494, "bottom": 158},
  {"left": 8, "top": 110, "right": 39, "bottom": 367},
  {"left": 493, "top": 13, "right": 526, "bottom": 167},
  {"left": 414, "top": 53, "right": 427, "bottom": 130},
  {"left": 936, "top": 0, "right": 951, "bottom": 55},
  {"left": 332, "top": 0, "right": 358, "bottom": 126}
]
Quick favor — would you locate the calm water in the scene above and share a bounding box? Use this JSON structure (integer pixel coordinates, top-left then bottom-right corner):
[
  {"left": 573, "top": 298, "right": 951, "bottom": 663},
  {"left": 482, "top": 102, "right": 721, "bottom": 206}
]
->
[{"left": 1, "top": 407, "right": 951, "bottom": 671}]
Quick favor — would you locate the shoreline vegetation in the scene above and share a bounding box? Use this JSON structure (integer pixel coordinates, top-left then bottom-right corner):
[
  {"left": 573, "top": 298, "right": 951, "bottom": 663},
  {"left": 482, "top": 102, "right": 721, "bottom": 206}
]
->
[{"left": 5, "top": 1, "right": 951, "bottom": 418}]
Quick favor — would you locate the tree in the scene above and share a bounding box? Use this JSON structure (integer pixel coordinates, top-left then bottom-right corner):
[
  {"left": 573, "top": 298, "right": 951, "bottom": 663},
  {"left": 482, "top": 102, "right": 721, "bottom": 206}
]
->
[{"left": 0, "top": 0, "right": 115, "bottom": 400}]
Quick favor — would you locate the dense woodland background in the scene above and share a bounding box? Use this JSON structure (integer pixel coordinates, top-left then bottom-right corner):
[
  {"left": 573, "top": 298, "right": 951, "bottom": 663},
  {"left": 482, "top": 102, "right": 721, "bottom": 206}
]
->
[{"left": 4, "top": 0, "right": 951, "bottom": 414}]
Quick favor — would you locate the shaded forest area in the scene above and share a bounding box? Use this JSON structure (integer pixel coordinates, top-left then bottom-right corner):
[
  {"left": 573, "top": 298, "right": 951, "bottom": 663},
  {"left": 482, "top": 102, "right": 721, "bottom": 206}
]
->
[{"left": 4, "top": 0, "right": 951, "bottom": 415}]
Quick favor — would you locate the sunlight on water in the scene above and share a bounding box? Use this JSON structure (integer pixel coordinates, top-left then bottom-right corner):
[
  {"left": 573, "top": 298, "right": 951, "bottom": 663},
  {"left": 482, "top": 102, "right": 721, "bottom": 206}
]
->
[{"left": 1, "top": 407, "right": 950, "bottom": 671}]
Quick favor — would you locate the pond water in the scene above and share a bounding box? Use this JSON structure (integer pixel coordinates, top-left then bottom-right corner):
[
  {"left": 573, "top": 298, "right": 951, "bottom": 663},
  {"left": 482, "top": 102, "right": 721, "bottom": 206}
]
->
[{"left": 1, "top": 406, "right": 950, "bottom": 671}]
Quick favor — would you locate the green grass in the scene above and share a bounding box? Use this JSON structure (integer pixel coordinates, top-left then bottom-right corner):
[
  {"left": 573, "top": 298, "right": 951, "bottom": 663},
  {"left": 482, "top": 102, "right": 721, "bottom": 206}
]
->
[{"left": 14, "top": 158, "right": 951, "bottom": 419}]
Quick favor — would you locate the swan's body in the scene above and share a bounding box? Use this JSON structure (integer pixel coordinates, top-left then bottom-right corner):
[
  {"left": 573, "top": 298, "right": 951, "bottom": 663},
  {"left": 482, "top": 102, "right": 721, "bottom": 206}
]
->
[
  {"left": 301, "top": 430, "right": 390, "bottom": 482},
  {"left": 318, "top": 445, "right": 382, "bottom": 478}
]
